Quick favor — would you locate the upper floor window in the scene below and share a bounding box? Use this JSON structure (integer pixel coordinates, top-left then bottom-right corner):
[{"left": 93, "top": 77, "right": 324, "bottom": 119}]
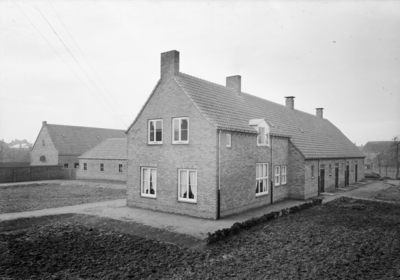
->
[
  {"left": 173, "top": 117, "right": 189, "bottom": 144},
  {"left": 83, "top": 163, "right": 87, "bottom": 171},
  {"left": 118, "top": 164, "right": 123, "bottom": 173},
  {"left": 141, "top": 167, "right": 156, "bottom": 198},
  {"left": 257, "top": 127, "right": 269, "bottom": 146},
  {"left": 256, "top": 163, "right": 268, "bottom": 196},
  {"left": 42, "top": 140, "right": 45, "bottom": 146},
  {"left": 275, "top": 166, "right": 281, "bottom": 186},
  {"left": 100, "top": 163, "right": 104, "bottom": 172},
  {"left": 226, "top": 133, "right": 232, "bottom": 148},
  {"left": 281, "top": 166, "right": 287, "bottom": 185},
  {"left": 148, "top": 120, "right": 163, "bottom": 144},
  {"left": 249, "top": 119, "right": 271, "bottom": 147}
]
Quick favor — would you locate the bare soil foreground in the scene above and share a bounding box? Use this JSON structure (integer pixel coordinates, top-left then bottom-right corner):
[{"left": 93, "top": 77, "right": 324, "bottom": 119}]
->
[
  {"left": 0, "top": 181, "right": 125, "bottom": 213},
  {"left": 1, "top": 197, "right": 400, "bottom": 279}
]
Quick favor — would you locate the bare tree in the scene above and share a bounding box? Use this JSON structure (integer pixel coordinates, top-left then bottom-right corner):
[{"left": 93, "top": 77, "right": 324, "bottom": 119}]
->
[{"left": 392, "top": 136, "right": 400, "bottom": 179}]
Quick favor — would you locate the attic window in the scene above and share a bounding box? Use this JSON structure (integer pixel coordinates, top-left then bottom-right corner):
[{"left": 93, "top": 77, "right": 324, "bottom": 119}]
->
[
  {"left": 40, "top": 156, "right": 46, "bottom": 162},
  {"left": 299, "top": 128, "right": 304, "bottom": 133}
]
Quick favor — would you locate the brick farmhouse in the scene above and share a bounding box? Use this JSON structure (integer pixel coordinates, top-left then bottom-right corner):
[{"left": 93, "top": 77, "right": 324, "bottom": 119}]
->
[
  {"left": 76, "top": 138, "right": 127, "bottom": 181},
  {"left": 126, "top": 50, "right": 365, "bottom": 219},
  {"left": 31, "top": 122, "right": 125, "bottom": 168}
]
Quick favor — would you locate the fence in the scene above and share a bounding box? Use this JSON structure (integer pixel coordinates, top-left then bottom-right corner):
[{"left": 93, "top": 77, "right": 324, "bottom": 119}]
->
[
  {"left": 0, "top": 166, "right": 76, "bottom": 183},
  {"left": 368, "top": 167, "right": 398, "bottom": 179}
]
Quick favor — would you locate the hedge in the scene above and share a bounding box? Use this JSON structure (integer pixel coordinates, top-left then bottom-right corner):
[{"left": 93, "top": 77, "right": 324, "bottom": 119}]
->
[{"left": 206, "top": 198, "right": 323, "bottom": 244}]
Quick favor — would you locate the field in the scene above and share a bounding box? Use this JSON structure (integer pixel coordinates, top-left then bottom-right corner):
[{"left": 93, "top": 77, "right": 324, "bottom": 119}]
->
[
  {"left": 0, "top": 181, "right": 125, "bottom": 213},
  {"left": 1, "top": 197, "right": 400, "bottom": 279}
]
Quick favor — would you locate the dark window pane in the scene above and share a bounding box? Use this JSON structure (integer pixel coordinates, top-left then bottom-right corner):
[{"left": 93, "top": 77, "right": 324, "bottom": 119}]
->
[
  {"left": 181, "top": 119, "right": 188, "bottom": 129},
  {"left": 156, "top": 130, "right": 162, "bottom": 141},
  {"left": 181, "top": 129, "right": 188, "bottom": 141}
]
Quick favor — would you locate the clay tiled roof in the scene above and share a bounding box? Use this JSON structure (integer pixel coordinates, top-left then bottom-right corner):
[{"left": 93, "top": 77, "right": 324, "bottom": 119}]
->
[
  {"left": 362, "top": 141, "right": 393, "bottom": 154},
  {"left": 45, "top": 124, "right": 126, "bottom": 156},
  {"left": 79, "top": 138, "right": 127, "bottom": 160},
  {"left": 175, "top": 73, "right": 364, "bottom": 159}
]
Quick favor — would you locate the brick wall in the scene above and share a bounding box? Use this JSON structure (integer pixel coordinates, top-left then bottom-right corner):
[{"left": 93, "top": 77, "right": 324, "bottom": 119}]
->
[
  {"left": 126, "top": 78, "right": 218, "bottom": 219},
  {"left": 288, "top": 141, "right": 306, "bottom": 199},
  {"left": 59, "top": 155, "right": 80, "bottom": 168},
  {"left": 219, "top": 132, "right": 289, "bottom": 217},
  {"left": 30, "top": 126, "right": 59, "bottom": 166},
  {"left": 76, "top": 159, "right": 127, "bottom": 181}
]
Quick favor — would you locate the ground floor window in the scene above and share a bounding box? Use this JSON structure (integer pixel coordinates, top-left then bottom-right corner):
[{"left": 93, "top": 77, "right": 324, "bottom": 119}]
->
[
  {"left": 100, "top": 163, "right": 104, "bottom": 171},
  {"left": 256, "top": 163, "right": 268, "bottom": 195},
  {"left": 83, "top": 163, "right": 87, "bottom": 171},
  {"left": 74, "top": 163, "right": 79, "bottom": 168},
  {"left": 118, "top": 164, "right": 123, "bottom": 173},
  {"left": 281, "top": 166, "right": 287, "bottom": 185},
  {"left": 141, "top": 167, "right": 156, "bottom": 197},
  {"left": 275, "top": 166, "right": 281, "bottom": 186},
  {"left": 178, "top": 169, "right": 197, "bottom": 202},
  {"left": 64, "top": 163, "right": 68, "bottom": 168}
]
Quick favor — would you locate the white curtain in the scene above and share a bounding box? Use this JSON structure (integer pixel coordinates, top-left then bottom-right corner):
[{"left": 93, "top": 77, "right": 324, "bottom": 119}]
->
[
  {"left": 180, "top": 170, "right": 187, "bottom": 198},
  {"left": 189, "top": 171, "right": 196, "bottom": 199},
  {"left": 143, "top": 169, "right": 149, "bottom": 194}
]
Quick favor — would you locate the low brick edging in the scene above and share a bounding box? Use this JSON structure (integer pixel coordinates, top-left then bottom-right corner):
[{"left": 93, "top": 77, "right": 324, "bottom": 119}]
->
[{"left": 206, "top": 198, "right": 323, "bottom": 244}]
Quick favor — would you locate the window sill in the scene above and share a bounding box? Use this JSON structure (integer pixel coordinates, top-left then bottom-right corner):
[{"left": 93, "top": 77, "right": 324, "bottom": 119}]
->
[
  {"left": 141, "top": 194, "right": 156, "bottom": 199},
  {"left": 257, "top": 144, "right": 270, "bottom": 147},
  {"left": 173, "top": 142, "right": 189, "bottom": 145},
  {"left": 178, "top": 199, "right": 197, "bottom": 204},
  {"left": 148, "top": 142, "right": 163, "bottom": 145},
  {"left": 256, "top": 192, "right": 269, "bottom": 197}
]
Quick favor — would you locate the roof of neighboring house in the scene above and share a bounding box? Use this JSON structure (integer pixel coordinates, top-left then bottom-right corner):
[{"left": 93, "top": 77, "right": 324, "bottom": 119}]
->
[
  {"left": 41, "top": 124, "right": 126, "bottom": 156},
  {"left": 79, "top": 138, "right": 127, "bottom": 160},
  {"left": 173, "top": 72, "right": 364, "bottom": 159},
  {"left": 362, "top": 141, "right": 393, "bottom": 154}
]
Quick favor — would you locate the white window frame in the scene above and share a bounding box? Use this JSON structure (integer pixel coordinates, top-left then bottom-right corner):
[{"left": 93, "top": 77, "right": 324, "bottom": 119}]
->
[
  {"left": 178, "top": 169, "right": 197, "bottom": 203},
  {"left": 256, "top": 163, "right": 268, "bottom": 196},
  {"left": 275, "top": 166, "right": 281, "bottom": 186},
  {"left": 141, "top": 167, "right": 157, "bottom": 198},
  {"left": 148, "top": 119, "right": 163, "bottom": 144},
  {"left": 100, "top": 163, "right": 104, "bottom": 172},
  {"left": 257, "top": 126, "right": 270, "bottom": 147},
  {"left": 226, "top": 133, "right": 232, "bottom": 148},
  {"left": 172, "top": 117, "right": 189, "bottom": 144},
  {"left": 83, "top": 163, "right": 87, "bottom": 171},
  {"left": 118, "top": 164, "right": 123, "bottom": 173},
  {"left": 281, "top": 166, "right": 287, "bottom": 185}
]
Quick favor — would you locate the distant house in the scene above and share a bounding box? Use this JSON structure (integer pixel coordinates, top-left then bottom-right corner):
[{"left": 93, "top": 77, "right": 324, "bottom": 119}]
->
[
  {"left": 30, "top": 122, "right": 126, "bottom": 168},
  {"left": 76, "top": 138, "right": 127, "bottom": 181},
  {"left": 362, "top": 141, "right": 393, "bottom": 169},
  {"left": 126, "top": 50, "right": 365, "bottom": 219}
]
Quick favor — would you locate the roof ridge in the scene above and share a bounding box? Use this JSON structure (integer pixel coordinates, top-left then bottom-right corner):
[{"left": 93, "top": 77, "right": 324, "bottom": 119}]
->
[
  {"left": 46, "top": 124, "right": 125, "bottom": 131},
  {"left": 178, "top": 72, "right": 238, "bottom": 94}
]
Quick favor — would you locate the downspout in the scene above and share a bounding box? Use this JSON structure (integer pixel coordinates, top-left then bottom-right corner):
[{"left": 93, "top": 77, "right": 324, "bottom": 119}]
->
[
  {"left": 270, "top": 135, "right": 273, "bottom": 204},
  {"left": 217, "top": 129, "right": 221, "bottom": 220},
  {"left": 317, "top": 159, "right": 320, "bottom": 195}
]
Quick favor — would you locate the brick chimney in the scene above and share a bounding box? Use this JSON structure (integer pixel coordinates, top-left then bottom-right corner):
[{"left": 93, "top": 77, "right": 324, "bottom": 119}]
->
[
  {"left": 285, "top": 96, "right": 295, "bottom": 109},
  {"left": 42, "top": 121, "right": 47, "bottom": 126},
  {"left": 161, "top": 50, "right": 179, "bottom": 78},
  {"left": 226, "top": 75, "right": 241, "bottom": 96},
  {"left": 316, "top": 108, "right": 324, "bottom": 118}
]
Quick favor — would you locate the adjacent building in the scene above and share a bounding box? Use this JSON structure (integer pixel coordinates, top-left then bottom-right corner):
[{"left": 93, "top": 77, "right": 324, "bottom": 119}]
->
[
  {"left": 31, "top": 122, "right": 126, "bottom": 168},
  {"left": 76, "top": 138, "right": 127, "bottom": 181},
  {"left": 126, "top": 50, "right": 365, "bottom": 219}
]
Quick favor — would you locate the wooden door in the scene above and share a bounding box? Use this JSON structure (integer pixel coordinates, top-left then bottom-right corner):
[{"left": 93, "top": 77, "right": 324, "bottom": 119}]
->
[
  {"left": 345, "top": 165, "right": 350, "bottom": 186},
  {"left": 335, "top": 167, "right": 339, "bottom": 188},
  {"left": 320, "top": 169, "right": 325, "bottom": 192},
  {"left": 355, "top": 164, "right": 358, "bottom": 182}
]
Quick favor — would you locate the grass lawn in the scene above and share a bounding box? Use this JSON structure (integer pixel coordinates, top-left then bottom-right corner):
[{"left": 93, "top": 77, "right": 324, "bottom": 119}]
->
[
  {"left": 1, "top": 197, "right": 399, "bottom": 279},
  {"left": 0, "top": 182, "right": 125, "bottom": 214}
]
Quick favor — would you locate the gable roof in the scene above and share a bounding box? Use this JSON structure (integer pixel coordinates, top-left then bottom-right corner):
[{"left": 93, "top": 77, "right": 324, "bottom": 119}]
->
[
  {"left": 174, "top": 72, "right": 364, "bottom": 159},
  {"left": 79, "top": 138, "right": 127, "bottom": 160},
  {"left": 43, "top": 124, "right": 126, "bottom": 156},
  {"left": 362, "top": 141, "right": 393, "bottom": 154}
]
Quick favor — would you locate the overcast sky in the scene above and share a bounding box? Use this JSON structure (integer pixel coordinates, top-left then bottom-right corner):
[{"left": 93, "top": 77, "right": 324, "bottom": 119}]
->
[{"left": 1, "top": 0, "right": 399, "bottom": 146}]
